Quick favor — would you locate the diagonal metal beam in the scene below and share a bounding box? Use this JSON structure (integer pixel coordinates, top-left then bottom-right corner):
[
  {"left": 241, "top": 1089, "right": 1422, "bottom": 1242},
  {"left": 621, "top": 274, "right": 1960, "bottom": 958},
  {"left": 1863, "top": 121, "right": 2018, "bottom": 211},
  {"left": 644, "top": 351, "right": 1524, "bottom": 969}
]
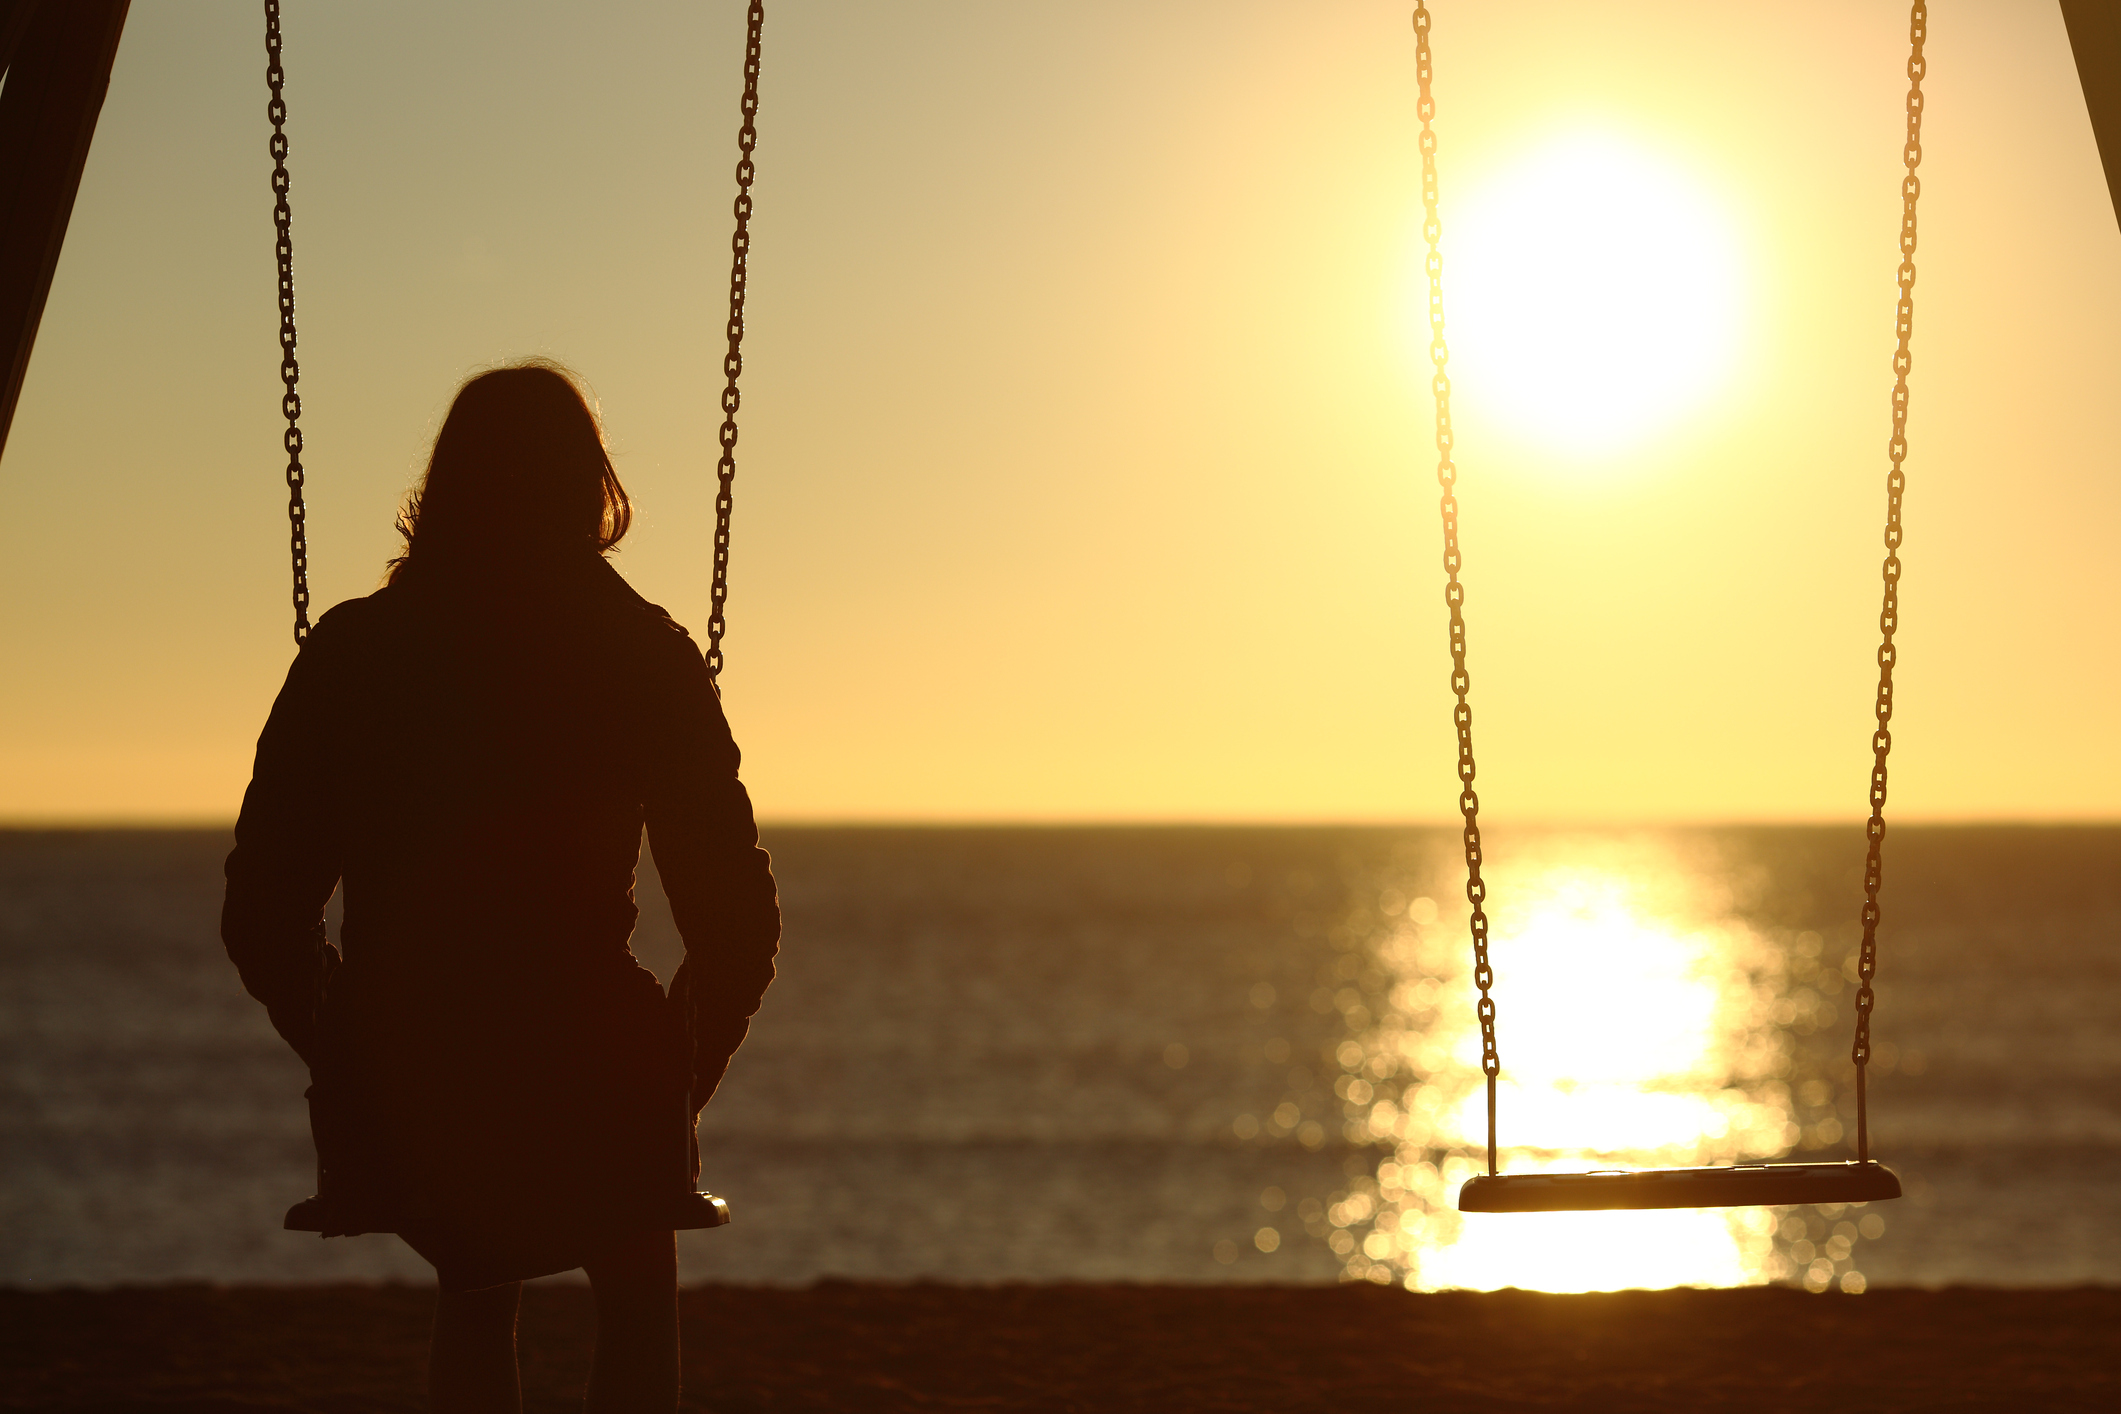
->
[
  {"left": 0, "top": 0, "right": 131, "bottom": 463},
  {"left": 2, "top": 1, "right": 50, "bottom": 76},
  {"left": 2062, "top": 0, "right": 2121, "bottom": 230}
]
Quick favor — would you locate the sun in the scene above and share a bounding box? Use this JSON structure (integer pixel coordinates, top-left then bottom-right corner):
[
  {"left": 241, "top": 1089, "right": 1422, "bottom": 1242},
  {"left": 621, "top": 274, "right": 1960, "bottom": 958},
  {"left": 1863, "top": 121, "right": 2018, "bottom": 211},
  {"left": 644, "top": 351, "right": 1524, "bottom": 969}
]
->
[{"left": 1431, "top": 130, "right": 1748, "bottom": 459}]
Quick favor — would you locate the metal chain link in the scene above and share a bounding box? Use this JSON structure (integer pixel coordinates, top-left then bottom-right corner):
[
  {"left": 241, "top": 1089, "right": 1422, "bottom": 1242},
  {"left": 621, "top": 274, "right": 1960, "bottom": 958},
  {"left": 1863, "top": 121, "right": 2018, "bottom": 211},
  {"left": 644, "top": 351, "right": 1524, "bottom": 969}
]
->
[
  {"left": 1853, "top": 1, "right": 1927, "bottom": 1165},
  {"left": 1412, "top": 3, "right": 1499, "bottom": 1178},
  {"left": 705, "top": 1, "right": 764, "bottom": 681},
  {"left": 680, "top": 0, "right": 767, "bottom": 1158},
  {"left": 264, "top": 1, "right": 311, "bottom": 645}
]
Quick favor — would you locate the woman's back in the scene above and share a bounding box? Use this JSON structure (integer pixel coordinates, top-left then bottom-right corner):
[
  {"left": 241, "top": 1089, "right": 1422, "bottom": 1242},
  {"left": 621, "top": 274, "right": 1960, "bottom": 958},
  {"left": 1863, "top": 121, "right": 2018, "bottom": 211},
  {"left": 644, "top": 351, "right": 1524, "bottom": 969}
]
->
[
  {"left": 282, "top": 558, "right": 721, "bottom": 972},
  {"left": 220, "top": 363, "right": 779, "bottom": 1298}
]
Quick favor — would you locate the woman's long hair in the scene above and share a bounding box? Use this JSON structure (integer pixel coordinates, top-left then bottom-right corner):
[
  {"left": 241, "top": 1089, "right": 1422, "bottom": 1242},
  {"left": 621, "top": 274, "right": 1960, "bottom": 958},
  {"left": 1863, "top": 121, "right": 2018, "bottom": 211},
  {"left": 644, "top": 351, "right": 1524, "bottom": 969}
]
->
[{"left": 388, "top": 360, "right": 631, "bottom": 584}]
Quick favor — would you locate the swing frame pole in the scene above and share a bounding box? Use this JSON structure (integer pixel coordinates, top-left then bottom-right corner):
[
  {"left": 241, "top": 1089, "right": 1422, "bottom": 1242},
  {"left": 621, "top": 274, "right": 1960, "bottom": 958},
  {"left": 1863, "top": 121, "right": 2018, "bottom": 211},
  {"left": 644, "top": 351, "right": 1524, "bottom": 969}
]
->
[
  {"left": 0, "top": 0, "right": 131, "bottom": 464},
  {"left": 2063, "top": 0, "right": 2121, "bottom": 232}
]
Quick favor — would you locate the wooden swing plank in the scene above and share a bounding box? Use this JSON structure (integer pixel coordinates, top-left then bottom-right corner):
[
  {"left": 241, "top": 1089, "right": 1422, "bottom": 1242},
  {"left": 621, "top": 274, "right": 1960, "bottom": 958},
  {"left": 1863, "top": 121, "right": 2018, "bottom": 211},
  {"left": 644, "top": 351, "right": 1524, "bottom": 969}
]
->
[
  {"left": 283, "top": 1190, "right": 731, "bottom": 1235},
  {"left": 1458, "top": 1161, "right": 1902, "bottom": 1213}
]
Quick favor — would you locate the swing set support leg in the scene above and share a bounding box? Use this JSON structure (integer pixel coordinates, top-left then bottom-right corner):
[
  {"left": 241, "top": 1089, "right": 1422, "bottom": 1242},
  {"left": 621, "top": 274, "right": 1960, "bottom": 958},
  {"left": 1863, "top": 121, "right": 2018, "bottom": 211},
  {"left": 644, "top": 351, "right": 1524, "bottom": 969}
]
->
[
  {"left": 0, "top": 0, "right": 131, "bottom": 462},
  {"left": 2063, "top": 0, "right": 2121, "bottom": 232}
]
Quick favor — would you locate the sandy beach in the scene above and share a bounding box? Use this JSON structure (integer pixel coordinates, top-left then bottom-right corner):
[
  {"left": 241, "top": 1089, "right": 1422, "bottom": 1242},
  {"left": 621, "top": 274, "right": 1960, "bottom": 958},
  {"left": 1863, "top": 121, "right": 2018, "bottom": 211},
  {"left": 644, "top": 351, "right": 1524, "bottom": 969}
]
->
[{"left": 3, "top": 1282, "right": 2114, "bottom": 1412}]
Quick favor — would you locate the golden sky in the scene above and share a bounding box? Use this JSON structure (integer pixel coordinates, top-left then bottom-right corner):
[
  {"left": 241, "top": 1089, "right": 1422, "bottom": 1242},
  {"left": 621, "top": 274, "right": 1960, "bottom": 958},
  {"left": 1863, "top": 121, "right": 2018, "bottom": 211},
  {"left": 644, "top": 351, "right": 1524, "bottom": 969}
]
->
[{"left": 2, "top": 0, "right": 2116, "bottom": 823}]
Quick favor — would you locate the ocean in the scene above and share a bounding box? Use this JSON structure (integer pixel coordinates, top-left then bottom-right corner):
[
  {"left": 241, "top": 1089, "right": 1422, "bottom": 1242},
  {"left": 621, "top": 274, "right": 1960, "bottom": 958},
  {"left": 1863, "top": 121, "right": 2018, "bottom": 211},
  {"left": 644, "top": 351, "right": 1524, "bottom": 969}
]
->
[{"left": 2, "top": 825, "right": 2116, "bottom": 1291}]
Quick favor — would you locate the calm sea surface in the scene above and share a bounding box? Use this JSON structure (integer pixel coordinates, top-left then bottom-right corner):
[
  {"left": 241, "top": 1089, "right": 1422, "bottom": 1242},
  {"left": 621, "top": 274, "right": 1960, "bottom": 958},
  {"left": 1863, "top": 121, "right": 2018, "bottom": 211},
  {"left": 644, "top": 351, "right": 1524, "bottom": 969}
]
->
[{"left": 2, "top": 826, "right": 2116, "bottom": 1290}]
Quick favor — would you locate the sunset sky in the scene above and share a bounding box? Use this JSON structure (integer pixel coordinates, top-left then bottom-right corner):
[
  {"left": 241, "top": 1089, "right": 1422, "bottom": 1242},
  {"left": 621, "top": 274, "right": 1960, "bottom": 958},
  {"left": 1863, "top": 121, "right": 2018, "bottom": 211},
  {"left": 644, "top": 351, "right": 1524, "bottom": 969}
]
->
[{"left": 2, "top": 0, "right": 2116, "bottom": 823}]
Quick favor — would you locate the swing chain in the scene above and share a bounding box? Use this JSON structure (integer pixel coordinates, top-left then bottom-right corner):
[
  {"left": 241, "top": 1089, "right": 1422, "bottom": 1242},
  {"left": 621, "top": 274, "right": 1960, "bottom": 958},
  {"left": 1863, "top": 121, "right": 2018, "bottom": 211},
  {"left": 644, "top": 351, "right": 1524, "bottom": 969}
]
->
[
  {"left": 706, "top": 0, "right": 764, "bottom": 681},
  {"left": 1413, "top": 3, "right": 1499, "bottom": 1177},
  {"left": 264, "top": 0, "right": 310, "bottom": 645},
  {"left": 1853, "top": 1, "right": 1927, "bottom": 1163}
]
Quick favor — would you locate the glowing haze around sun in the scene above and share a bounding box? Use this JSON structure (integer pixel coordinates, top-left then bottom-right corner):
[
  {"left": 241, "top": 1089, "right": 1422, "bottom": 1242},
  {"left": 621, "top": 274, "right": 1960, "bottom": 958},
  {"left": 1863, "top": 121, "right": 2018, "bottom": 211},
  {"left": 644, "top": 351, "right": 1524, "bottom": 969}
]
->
[{"left": 1435, "top": 131, "right": 1747, "bottom": 459}]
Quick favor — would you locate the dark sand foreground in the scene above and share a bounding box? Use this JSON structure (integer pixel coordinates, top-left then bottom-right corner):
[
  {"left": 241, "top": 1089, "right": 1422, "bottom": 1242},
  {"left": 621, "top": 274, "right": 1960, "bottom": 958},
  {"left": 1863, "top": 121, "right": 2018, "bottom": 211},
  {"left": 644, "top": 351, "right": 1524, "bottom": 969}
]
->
[{"left": 3, "top": 1283, "right": 2115, "bottom": 1412}]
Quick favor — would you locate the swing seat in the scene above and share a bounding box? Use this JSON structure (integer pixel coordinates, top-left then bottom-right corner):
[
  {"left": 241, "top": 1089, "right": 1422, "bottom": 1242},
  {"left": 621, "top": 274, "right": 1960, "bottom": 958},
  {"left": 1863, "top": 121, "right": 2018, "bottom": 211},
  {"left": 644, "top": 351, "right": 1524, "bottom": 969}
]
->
[
  {"left": 283, "top": 1189, "right": 732, "bottom": 1234},
  {"left": 1458, "top": 1160, "right": 1901, "bottom": 1213},
  {"left": 673, "top": 1190, "right": 733, "bottom": 1229}
]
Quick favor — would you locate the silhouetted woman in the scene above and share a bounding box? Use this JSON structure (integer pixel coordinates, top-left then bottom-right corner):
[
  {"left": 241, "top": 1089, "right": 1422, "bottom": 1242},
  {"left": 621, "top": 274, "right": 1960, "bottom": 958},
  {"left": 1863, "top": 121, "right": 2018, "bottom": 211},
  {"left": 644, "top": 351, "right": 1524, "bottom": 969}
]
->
[{"left": 222, "top": 362, "right": 780, "bottom": 1413}]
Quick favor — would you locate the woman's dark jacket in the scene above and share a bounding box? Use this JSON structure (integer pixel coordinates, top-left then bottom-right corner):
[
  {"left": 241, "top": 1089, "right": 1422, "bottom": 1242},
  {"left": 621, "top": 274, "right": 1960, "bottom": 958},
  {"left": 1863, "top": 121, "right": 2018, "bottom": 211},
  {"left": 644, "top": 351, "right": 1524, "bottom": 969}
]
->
[{"left": 220, "top": 555, "right": 779, "bottom": 1288}]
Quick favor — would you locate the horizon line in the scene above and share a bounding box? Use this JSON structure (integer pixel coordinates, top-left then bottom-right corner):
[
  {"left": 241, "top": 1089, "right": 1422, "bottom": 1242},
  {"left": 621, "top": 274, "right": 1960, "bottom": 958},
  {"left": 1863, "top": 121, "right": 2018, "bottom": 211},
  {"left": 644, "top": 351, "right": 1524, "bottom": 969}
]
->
[{"left": 4, "top": 814, "right": 2119, "bottom": 832}]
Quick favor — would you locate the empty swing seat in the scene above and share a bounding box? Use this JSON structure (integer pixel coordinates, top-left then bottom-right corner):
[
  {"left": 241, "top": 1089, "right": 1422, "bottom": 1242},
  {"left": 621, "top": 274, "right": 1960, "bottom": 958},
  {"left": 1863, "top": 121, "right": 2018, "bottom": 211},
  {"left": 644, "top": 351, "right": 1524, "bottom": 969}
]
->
[{"left": 1459, "top": 1160, "right": 1901, "bottom": 1213}]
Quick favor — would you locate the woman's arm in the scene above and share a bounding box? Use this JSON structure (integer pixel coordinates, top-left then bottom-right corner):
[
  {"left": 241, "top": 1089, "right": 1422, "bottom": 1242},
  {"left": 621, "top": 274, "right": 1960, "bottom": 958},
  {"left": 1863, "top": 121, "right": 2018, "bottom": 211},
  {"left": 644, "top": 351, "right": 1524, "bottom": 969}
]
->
[
  {"left": 642, "top": 634, "right": 780, "bottom": 1115},
  {"left": 221, "top": 622, "right": 345, "bottom": 1068}
]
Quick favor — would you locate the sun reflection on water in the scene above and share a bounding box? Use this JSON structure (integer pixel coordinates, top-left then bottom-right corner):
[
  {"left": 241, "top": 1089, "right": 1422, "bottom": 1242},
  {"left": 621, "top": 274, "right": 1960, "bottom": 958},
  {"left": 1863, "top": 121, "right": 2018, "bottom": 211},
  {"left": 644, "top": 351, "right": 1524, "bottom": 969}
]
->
[{"left": 1316, "top": 838, "right": 1882, "bottom": 1293}]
